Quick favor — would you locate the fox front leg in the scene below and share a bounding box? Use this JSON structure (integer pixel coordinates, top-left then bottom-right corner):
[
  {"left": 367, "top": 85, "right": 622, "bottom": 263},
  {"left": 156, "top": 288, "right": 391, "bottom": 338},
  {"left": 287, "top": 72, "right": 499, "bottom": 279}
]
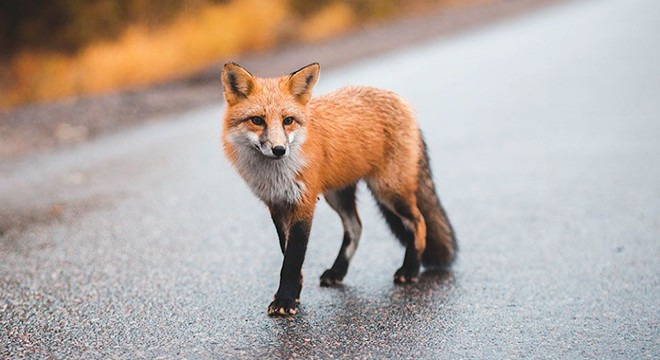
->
[
  {"left": 270, "top": 206, "right": 290, "bottom": 254},
  {"left": 269, "top": 206, "right": 303, "bottom": 310},
  {"left": 268, "top": 217, "right": 312, "bottom": 316}
]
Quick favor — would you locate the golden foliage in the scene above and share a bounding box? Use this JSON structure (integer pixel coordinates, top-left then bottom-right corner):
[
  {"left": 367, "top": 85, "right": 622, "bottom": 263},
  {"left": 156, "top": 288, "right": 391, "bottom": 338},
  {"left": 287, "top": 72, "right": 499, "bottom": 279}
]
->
[
  {"left": 300, "top": 2, "right": 356, "bottom": 42},
  {"left": 0, "top": 0, "right": 491, "bottom": 109},
  {"left": 1, "top": 0, "right": 287, "bottom": 108}
]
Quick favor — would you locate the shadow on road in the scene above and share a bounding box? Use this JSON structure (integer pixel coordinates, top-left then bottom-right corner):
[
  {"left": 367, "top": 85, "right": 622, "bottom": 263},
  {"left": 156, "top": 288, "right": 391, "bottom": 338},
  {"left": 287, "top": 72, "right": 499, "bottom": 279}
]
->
[{"left": 262, "top": 270, "right": 456, "bottom": 358}]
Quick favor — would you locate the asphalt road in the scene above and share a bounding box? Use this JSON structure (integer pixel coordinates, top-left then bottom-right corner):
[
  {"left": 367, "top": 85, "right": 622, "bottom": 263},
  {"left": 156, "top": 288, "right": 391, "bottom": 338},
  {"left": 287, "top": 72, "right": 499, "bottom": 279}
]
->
[{"left": 1, "top": 0, "right": 659, "bottom": 358}]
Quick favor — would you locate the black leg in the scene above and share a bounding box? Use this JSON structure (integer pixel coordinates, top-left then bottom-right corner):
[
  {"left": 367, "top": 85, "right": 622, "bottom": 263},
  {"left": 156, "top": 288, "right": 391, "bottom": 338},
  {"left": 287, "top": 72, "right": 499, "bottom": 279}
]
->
[
  {"left": 320, "top": 185, "right": 361, "bottom": 286},
  {"left": 393, "top": 242, "right": 421, "bottom": 284},
  {"left": 319, "top": 232, "right": 351, "bottom": 286},
  {"left": 268, "top": 219, "right": 311, "bottom": 316},
  {"left": 376, "top": 202, "right": 410, "bottom": 245},
  {"left": 270, "top": 206, "right": 289, "bottom": 254},
  {"left": 376, "top": 201, "right": 422, "bottom": 284}
]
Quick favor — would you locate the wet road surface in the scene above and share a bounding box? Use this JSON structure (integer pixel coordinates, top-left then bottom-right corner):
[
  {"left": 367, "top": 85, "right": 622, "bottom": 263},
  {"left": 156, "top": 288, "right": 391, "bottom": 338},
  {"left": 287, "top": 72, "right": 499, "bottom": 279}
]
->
[{"left": 1, "top": 0, "right": 659, "bottom": 357}]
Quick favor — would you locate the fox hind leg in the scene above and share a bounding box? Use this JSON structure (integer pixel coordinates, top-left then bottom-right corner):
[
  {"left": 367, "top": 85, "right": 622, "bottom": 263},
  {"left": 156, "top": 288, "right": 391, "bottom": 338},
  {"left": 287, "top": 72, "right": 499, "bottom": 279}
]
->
[
  {"left": 372, "top": 190, "right": 427, "bottom": 284},
  {"left": 320, "top": 184, "right": 362, "bottom": 286}
]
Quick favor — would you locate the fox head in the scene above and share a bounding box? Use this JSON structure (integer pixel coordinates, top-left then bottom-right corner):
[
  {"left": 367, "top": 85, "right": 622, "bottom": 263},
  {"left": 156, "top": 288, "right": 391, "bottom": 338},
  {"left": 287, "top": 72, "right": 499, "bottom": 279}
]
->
[{"left": 221, "top": 62, "right": 320, "bottom": 160}]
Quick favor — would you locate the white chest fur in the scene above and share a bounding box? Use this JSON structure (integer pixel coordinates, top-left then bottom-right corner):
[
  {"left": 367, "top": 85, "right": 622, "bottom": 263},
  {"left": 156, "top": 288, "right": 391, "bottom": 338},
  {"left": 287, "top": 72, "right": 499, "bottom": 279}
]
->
[{"left": 230, "top": 145, "right": 307, "bottom": 205}]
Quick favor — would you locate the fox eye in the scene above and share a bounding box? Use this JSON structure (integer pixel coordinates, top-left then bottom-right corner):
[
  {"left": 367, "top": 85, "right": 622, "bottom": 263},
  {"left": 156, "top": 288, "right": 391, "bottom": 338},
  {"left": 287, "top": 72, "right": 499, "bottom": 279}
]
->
[
  {"left": 283, "top": 116, "right": 294, "bottom": 126},
  {"left": 249, "top": 116, "right": 265, "bottom": 126}
]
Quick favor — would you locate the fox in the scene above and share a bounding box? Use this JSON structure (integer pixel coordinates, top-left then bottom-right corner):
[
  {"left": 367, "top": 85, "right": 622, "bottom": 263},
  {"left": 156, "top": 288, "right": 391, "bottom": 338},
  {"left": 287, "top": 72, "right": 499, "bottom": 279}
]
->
[{"left": 221, "top": 62, "right": 456, "bottom": 316}]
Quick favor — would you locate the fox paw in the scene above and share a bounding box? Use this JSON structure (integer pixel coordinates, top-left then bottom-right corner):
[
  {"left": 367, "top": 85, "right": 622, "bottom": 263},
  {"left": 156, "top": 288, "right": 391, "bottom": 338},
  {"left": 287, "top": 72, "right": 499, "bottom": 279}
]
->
[
  {"left": 393, "top": 267, "right": 419, "bottom": 284},
  {"left": 320, "top": 269, "right": 344, "bottom": 287},
  {"left": 267, "top": 297, "right": 298, "bottom": 316}
]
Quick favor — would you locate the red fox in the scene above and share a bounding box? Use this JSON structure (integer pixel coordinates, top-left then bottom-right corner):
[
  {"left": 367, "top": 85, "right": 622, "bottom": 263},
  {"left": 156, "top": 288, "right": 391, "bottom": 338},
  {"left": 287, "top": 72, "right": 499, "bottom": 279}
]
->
[{"left": 221, "top": 62, "right": 456, "bottom": 316}]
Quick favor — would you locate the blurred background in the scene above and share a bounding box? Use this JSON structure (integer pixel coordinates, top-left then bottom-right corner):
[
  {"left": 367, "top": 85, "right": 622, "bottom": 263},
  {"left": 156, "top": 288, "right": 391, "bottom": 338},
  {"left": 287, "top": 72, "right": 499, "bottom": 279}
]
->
[
  {"left": 2, "top": 0, "right": 546, "bottom": 159},
  {"left": 0, "top": 0, "right": 488, "bottom": 109}
]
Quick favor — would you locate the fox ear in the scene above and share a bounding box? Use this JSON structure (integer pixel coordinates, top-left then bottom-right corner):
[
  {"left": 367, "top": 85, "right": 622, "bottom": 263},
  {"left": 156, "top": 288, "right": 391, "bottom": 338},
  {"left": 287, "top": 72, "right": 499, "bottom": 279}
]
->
[
  {"left": 222, "top": 62, "right": 255, "bottom": 105},
  {"left": 287, "top": 63, "right": 320, "bottom": 104}
]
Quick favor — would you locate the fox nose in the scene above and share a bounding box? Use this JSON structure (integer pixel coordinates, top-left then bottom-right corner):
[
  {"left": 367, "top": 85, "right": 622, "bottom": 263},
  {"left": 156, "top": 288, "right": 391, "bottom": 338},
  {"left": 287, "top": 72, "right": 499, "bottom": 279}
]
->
[{"left": 272, "top": 146, "right": 286, "bottom": 157}]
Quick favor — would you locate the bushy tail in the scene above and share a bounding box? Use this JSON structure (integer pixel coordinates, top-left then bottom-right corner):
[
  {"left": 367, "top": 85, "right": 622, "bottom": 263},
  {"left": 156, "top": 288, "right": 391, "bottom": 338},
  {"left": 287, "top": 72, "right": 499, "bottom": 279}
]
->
[{"left": 417, "top": 138, "right": 457, "bottom": 268}]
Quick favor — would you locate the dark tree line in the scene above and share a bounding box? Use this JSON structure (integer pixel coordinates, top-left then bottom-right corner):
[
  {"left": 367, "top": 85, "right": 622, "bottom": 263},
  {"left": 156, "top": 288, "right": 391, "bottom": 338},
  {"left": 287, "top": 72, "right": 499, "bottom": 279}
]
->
[
  {"left": 0, "top": 0, "right": 229, "bottom": 56},
  {"left": 0, "top": 0, "right": 403, "bottom": 57}
]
